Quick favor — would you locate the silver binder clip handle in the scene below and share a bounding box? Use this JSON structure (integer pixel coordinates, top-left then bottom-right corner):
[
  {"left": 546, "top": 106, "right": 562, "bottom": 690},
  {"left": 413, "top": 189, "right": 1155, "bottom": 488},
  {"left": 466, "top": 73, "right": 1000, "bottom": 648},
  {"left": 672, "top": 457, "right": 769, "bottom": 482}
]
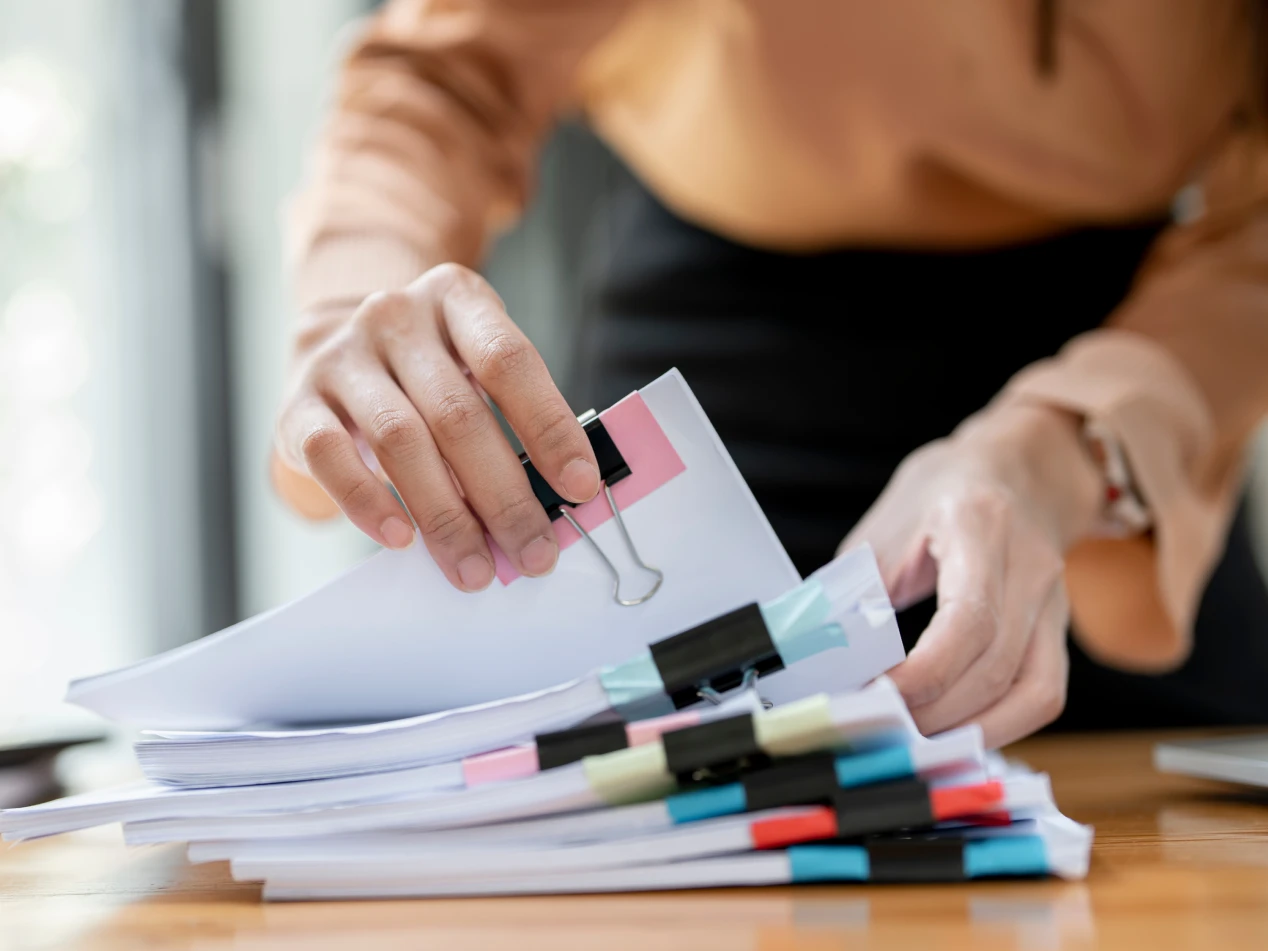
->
[
  {"left": 741, "top": 667, "right": 775, "bottom": 710},
  {"left": 696, "top": 670, "right": 773, "bottom": 709},
  {"left": 559, "top": 483, "right": 663, "bottom": 607},
  {"left": 696, "top": 686, "right": 725, "bottom": 705}
]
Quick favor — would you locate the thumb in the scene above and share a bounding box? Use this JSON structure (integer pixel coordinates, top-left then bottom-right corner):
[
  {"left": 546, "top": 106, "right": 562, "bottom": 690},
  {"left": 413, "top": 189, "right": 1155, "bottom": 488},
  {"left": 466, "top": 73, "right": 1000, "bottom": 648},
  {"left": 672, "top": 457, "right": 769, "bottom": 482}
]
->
[
  {"left": 881, "top": 536, "right": 937, "bottom": 611},
  {"left": 841, "top": 511, "right": 935, "bottom": 611}
]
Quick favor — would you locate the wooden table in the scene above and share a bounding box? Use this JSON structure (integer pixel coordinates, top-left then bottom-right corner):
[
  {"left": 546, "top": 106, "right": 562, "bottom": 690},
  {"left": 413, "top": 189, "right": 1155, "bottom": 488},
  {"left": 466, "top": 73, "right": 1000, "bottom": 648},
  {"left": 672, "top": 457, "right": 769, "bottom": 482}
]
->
[{"left": 5, "top": 731, "right": 1268, "bottom": 951}]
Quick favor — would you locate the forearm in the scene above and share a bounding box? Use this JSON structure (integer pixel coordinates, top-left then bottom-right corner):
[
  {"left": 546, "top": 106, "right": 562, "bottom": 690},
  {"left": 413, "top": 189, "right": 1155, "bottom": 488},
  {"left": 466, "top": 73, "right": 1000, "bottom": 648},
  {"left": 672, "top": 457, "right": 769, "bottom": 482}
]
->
[
  {"left": 1109, "top": 215, "right": 1268, "bottom": 470},
  {"left": 286, "top": 0, "right": 634, "bottom": 316},
  {"left": 991, "top": 201, "right": 1268, "bottom": 669}
]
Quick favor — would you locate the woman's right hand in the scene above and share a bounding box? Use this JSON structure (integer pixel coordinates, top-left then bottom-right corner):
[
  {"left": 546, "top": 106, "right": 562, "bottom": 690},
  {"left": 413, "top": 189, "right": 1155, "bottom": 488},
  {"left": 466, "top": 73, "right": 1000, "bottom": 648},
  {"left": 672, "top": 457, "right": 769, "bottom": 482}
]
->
[{"left": 273, "top": 263, "right": 601, "bottom": 593}]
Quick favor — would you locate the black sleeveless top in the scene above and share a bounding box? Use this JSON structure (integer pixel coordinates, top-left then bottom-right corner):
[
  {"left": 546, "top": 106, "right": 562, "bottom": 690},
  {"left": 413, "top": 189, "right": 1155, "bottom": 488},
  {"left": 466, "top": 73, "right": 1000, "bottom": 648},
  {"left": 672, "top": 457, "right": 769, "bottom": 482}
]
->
[{"left": 574, "top": 176, "right": 1268, "bottom": 731}]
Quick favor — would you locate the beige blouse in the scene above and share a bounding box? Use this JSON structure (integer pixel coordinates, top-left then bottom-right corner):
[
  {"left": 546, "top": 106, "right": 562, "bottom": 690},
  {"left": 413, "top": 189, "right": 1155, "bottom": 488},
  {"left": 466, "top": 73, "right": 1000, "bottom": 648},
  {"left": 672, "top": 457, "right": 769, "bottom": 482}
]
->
[{"left": 286, "top": 0, "right": 1268, "bottom": 670}]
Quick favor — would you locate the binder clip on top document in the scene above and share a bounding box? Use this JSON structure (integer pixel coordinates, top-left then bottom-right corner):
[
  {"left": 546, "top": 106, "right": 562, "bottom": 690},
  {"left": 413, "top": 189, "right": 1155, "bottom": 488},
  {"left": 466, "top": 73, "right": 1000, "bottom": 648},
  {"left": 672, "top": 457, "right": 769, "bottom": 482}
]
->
[{"left": 67, "top": 370, "right": 907, "bottom": 731}]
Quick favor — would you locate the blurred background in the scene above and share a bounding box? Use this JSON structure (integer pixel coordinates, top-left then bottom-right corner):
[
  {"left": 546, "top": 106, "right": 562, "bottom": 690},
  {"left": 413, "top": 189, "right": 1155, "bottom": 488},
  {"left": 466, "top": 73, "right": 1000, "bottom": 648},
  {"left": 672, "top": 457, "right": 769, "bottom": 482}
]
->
[{"left": 1, "top": 0, "right": 1266, "bottom": 729}]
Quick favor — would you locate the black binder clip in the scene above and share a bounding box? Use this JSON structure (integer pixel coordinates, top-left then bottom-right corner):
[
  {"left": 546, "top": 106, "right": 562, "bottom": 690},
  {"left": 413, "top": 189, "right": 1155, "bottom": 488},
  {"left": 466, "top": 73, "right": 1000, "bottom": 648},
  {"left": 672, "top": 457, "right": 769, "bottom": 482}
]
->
[
  {"left": 864, "top": 836, "right": 968, "bottom": 883},
  {"left": 661, "top": 711, "right": 770, "bottom": 785},
  {"left": 520, "top": 409, "right": 662, "bottom": 606},
  {"left": 830, "top": 779, "right": 938, "bottom": 840},
  {"left": 649, "top": 603, "right": 784, "bottom": 710}
]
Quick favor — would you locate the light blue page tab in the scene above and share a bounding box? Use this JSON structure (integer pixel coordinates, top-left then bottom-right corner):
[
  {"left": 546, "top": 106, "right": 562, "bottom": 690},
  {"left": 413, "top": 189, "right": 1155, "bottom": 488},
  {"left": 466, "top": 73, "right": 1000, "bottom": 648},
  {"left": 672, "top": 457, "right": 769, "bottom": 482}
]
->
[
  {"left": 761, "top": 581, "right": 848, "bottom": 665},
  {"left": 964, "top": 837, "right": 1050, "bottom": 878},
  {"left": 788, "top": 845, "right": 870, "bottom": 883},
  {"left": 599, "top": 652, "right": 675, "bottom": 718},
  {"left": 833, "top": 746, "right": 914, "bottom": 788},
  {"left": 775, "top": 622, "right": 847, "bottom": 665},
  {"left": 665, "top": 783, "right": 747, "bottom": 824}
]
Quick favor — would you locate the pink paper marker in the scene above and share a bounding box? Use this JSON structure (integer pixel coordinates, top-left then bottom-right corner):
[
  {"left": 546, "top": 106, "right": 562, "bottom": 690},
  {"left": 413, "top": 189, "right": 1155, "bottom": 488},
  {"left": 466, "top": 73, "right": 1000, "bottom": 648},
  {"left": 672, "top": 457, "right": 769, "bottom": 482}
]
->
[
  {"left": 489, "top": 392, "right": 686, "bottom": 585},
  {"left": 460, "top": 708, "right": 705, "bottom": 787}
]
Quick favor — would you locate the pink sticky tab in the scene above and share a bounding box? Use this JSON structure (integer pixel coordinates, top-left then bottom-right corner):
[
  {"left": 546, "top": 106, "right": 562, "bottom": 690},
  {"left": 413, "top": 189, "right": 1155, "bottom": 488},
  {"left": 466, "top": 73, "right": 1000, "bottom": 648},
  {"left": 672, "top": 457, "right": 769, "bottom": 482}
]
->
[
  {"left": 462, "top": 745, "right": 539, "bottom": 787},
  {"left": 490, "top": 392, "right": 686, "bottom": 585},
  {"left": 625, "top": 710, "right": 702, "bottom": 747}
]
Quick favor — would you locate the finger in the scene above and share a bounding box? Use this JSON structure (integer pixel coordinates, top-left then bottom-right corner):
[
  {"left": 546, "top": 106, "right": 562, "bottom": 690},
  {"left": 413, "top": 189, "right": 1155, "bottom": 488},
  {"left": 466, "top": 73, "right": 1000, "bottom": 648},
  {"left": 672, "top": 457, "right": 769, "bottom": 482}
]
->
[
  {"left": 841, "top": 513, "right": 935, "bottom": 610},
  {"left": 965, "top": 585, "right": 1070, "bottom": 749},
  {"left": 278, "top": 397, "right": 416, "bottom": 551},
  {"left": 325, "top": 366, "right": 496, "bottom": 593},
  {"left": 838, "top": 448, "right": 942, "bottom": 606},
  {"left": 907, "top": 533, "right": 1054, "bottom": 734},
  {"left": 368, "top": 302, "right": 558, "bottom": 579},
  {"left": 887, "top": 495, "right": 1010, "bottom": 709},
  {"left": 270, "top": 448, "right": 341, "bottom": 520},
  {"left": 907, "top": 603, "right": 1032, "bottom": 737},
  {"left": 421, "top": 264, "right": 600, "bottom": 505}
]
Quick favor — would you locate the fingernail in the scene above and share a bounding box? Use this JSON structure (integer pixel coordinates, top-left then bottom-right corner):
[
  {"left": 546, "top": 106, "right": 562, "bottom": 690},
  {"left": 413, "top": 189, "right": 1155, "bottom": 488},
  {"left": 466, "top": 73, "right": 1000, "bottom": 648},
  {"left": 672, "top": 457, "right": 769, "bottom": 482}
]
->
[
  {"left": 379, "top": 516, "right": 415, "bottom": 550},
  {"left": 456, "top": 554, "right": 494, "bottom": 592},
  {"left": 560, "top": 458, "right": 600, "bottom": 503},
  {"left": 520, "top": 534, "right": 558, "bottom": 577}
]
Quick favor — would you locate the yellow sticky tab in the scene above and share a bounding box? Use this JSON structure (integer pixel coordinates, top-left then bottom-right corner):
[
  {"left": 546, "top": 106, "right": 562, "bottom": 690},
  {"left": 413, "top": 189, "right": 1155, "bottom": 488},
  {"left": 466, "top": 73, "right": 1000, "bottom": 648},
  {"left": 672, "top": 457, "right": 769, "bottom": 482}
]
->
[
  {"left": 753, "top": 693, "right": 836, "bottom": 757},
  {"left": 582, "top": 743, "right": 676, "bottom": 805}
]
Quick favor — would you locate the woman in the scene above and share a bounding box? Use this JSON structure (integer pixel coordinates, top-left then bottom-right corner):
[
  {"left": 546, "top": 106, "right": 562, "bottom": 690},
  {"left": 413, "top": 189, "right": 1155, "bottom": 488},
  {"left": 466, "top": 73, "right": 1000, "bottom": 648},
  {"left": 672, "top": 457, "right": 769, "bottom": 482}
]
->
[{"left": 271, "top": 0, "right": 1268, "bottom": 747}]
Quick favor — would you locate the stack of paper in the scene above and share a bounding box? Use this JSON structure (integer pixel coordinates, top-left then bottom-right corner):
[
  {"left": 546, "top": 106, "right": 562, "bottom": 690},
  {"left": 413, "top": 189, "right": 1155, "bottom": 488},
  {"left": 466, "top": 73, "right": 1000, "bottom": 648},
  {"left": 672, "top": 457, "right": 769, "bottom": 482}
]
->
[
  {"left": 2, "top": 677, "right": 1092, "bottom": 898},
  {"left": 0, "top": 546, "right": 900, "bottom": 838},
  {"left": 0, "top": 371, "right": 1092, "bottom": 897}
]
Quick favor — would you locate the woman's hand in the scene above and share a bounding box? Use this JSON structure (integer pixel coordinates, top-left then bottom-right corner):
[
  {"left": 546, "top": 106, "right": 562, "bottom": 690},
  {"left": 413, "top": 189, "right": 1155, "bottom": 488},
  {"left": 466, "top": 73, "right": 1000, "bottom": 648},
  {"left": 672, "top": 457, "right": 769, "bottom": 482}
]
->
[
  {"left": 841, "top": 403, "right": 1105, "bottom": 748},
  {"left": 273, "top": 264, "right": 602, "bottom": 593}
]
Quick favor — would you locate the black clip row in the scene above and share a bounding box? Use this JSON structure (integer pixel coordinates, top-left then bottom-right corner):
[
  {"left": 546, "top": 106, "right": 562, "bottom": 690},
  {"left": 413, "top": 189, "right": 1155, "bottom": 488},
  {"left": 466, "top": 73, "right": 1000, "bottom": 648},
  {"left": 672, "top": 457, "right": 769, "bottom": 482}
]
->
[
  {"left": 662, "top": 712, "right": 771, "bottom": 785},
  {"left": 535, "top": 712, "right": 780, "bottom": 782},
  {"left": 744, "top": 761, "right": 939, "bottom": 838},
  {"left": 534, "top": 720, "right": 629, "bottom": 772},
  {"left": 520, "top": 411, "right": 630, "bottom": 521},
  {"left": 829, "top": 778, "right": 937, "bottom": 839},
  {"left": 864, "top": 836, "right": 968, "bottom": 882},
  {"left": 741, "top": 752, "right": 840, "bottom": 810},
  {"left": 649, "top": 603, "right": 784, "bottom": 710},
  {"left": 519, "top": 409, "right": 662, "bottom": 607}
]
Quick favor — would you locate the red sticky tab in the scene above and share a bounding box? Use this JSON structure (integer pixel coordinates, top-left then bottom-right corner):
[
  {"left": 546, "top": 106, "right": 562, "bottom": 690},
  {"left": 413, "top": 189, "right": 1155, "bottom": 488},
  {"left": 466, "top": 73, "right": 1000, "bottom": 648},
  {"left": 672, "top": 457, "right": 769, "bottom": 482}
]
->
[
  {"left": 929, "top": 780, "right": 1005, "bottom": 820},
  {"left": 491, "top": 392, "right": 686, "bottom": 584},
  {"left": 750, "top": 807, "right": 838, "bottom": 850},
  {"left": 957, "top": 810, "right": 1013, "bottom": 827}
]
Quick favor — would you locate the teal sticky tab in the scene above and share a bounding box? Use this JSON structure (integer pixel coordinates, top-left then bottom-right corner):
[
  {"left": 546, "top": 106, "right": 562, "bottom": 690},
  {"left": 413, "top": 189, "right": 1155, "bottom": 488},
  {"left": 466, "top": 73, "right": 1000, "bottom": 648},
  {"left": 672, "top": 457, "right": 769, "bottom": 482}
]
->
[
  {"left": 665, "top": 783, "right": 747, "bottom": 824},
  {"left": 964, "top": 837, "right": 1049, "bottom": 878},
  {"left": 776, "top": 622, "right": 847, "bottom": 666},
  {"left": 787, "top": 845, "right": 870, "bottom": 883},
  {"left": 761, "top": 580, "right": 830, "bottom": 640},
  {"left": 761, "top": 580, "right": 848, "bottom": 665},
  {"left": 833, "top": 745, "right": 915, "bottom": 788},
  {"left": 599, "top": 652, "right": 674, "bottom": 717}
]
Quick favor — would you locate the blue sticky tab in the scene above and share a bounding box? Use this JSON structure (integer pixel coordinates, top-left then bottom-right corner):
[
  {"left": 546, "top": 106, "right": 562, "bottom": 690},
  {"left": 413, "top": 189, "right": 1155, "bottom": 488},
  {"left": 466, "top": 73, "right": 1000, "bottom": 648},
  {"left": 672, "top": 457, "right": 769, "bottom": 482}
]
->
[
  {"left": 776, "top": 622, "right": 847, "bottom": 666},
  {"left": 761, "top": 580, "right": 830, "bottom": 635},
  {"left": 665, "top": 783, "right": 747, "bottom": 824},
  {"left": 788, "top": 845, "right": 870, "bottom": 883},
  {"left": 964, "top": 837, "right": 1049, "bottom": 878},
  {"left": 833, "top": 746, "right": 915, "bottom": 788},
  {"left": 599, "top": 652, "right": 674, "bottom": 717},
  {"left": 761, "top": 581, "right": 849, "bottom": 666}
]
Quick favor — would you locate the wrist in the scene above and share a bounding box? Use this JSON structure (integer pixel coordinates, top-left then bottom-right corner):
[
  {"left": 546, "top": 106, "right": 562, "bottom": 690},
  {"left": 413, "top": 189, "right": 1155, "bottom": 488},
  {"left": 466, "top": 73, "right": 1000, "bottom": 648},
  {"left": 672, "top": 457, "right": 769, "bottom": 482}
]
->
[{"left": 959, "top": 403, "right": 1104, "bottom": 551}]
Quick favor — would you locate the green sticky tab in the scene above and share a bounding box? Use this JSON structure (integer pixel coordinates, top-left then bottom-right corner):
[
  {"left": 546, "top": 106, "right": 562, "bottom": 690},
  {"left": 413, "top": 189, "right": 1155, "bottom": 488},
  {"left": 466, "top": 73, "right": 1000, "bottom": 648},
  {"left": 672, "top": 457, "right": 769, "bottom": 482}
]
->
[
  {"left": 753, "top": 694, "right": 836, "bottom": 757},
  {"left": 582, "top": 743, "right": 676, "bottom": 805}
]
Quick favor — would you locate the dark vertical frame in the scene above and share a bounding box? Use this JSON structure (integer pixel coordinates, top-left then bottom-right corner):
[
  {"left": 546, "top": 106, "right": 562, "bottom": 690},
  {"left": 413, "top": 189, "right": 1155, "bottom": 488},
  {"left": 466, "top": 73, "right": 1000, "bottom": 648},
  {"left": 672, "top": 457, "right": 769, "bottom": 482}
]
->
[{"left": 179, "top": 0, "right": 239, "bottom": 630}]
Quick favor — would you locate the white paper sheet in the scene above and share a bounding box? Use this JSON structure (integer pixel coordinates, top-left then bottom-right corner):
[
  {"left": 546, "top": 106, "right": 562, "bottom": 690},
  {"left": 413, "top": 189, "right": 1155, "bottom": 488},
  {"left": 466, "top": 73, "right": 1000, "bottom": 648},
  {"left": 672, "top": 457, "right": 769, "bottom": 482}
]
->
[{"left": 68, "top": 370, "right": 902, "bottom": 730}]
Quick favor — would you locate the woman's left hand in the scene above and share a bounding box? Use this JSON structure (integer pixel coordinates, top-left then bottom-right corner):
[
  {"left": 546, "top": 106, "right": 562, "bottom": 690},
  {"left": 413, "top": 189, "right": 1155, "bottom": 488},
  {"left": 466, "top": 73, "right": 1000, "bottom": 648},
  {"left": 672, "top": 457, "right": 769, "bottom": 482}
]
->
[{"left": 841, "top": 403, "right": 1106, "bottom": 748}]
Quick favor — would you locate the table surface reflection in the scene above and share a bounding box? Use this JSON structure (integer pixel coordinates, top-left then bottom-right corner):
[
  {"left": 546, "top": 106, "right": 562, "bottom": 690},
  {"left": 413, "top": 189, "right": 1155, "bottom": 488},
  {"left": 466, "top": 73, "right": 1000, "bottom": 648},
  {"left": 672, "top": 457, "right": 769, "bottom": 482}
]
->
[{"left": 5, "top": 730, "right": 1268, "bottom": 950}]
